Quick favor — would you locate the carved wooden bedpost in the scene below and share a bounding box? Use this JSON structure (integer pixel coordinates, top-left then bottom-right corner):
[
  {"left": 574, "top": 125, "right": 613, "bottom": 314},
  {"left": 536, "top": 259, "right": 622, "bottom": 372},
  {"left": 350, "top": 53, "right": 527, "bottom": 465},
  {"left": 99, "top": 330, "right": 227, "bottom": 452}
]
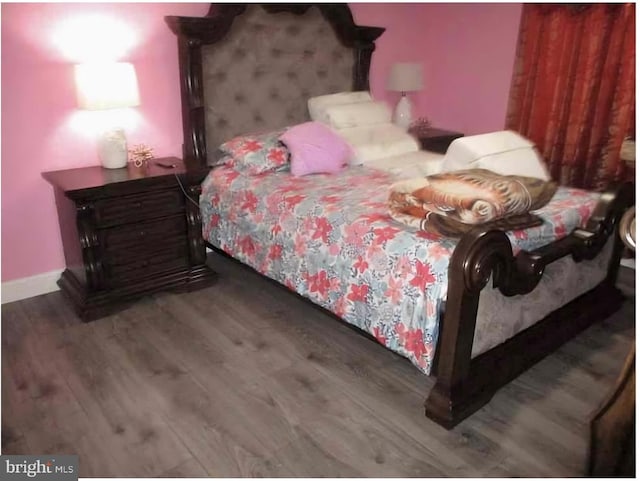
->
[
  {"left": 166, "top": 13, "right": 235, "bottom": 169},
  {"left": 425, "top": 182, "right": 635, "bottom": 429},
  {"left": 425, "top": 229, "right": 514, "bottom": 428}
]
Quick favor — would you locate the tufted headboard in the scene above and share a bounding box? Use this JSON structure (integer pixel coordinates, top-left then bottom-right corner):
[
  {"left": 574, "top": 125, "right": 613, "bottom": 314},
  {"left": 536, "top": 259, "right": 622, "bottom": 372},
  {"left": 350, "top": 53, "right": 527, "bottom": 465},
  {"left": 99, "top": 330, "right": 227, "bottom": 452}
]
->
[{"left": 166, "top": 4, "right": 384, "bottom": 169}]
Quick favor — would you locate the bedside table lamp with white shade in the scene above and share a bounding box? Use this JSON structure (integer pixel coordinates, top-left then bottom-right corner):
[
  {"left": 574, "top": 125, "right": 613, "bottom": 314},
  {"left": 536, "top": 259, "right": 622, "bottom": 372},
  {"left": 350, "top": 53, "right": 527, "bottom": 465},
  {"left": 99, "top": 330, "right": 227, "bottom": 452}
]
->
[
  {"left": 74, "top": 62, "right": 140, "bottom": 169},
  {"left": 387, "top": 62, "right": 424, "bottom": 131}
]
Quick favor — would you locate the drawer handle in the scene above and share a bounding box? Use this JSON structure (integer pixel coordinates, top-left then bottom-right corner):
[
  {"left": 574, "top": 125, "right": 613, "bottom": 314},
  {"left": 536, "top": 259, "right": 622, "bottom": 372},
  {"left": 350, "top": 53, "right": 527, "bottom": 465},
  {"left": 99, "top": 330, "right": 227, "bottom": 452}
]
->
[
  {"left": 135, "top": 201, "right": 143, "bottom": 208},
  {"left": 139, "top": 230, "right": 146, "bottom": 237},
  {"left": 141, "top": 260, "right": 149, "bottom": 267}
]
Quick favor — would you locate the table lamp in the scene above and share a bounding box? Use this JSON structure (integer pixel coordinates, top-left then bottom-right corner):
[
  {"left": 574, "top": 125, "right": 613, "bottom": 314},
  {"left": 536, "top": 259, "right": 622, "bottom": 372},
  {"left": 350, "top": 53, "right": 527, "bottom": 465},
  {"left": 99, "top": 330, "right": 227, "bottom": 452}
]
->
[
  {"left": 74, "top": 62, "right": 140, "bottom": 169},
  {"left": 387, "top": 63, "right": 424, "bottom": 131}
]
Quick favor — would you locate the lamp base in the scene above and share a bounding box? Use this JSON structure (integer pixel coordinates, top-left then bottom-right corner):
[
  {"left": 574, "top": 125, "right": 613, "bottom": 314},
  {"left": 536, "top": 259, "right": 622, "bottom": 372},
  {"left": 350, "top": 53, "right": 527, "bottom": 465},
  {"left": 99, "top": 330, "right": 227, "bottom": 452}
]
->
[
  {"left": 98, "top": 128, "right": 128, "bottom": 169},
  {"left": 393, "top": 93, "right": 413, "bottom": 131}
]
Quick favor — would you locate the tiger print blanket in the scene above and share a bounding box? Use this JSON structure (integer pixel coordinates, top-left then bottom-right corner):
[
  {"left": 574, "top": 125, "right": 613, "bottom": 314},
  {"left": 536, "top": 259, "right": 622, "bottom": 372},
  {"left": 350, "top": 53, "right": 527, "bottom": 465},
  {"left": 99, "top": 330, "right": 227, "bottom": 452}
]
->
[{"left": 388, "top": 168, "right": 558, "bottom": 237}]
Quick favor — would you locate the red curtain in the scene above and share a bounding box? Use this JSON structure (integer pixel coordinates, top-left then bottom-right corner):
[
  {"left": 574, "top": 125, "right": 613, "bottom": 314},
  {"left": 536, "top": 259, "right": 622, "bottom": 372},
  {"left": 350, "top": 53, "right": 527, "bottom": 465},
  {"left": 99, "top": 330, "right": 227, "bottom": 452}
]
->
[{"left": 506, "top": 3, "right": 635, "bottom": 191}]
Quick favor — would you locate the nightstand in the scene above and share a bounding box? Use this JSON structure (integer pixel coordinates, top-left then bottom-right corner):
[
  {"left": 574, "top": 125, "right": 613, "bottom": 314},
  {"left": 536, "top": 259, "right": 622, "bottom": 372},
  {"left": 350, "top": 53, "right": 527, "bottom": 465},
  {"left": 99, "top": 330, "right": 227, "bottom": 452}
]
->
[
  {"left": 43, "top": 158, "right": 217, "bottom": 321},
  {"left": 411, "top": 127, "right": 464, "bottom": 154}
]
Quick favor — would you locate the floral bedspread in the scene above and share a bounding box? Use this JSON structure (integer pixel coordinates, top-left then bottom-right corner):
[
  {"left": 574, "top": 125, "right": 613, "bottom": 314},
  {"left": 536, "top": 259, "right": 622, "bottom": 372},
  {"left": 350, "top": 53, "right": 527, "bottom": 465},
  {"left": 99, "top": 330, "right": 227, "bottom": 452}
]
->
[{"left": 200, "top": 166, "right": 600, "bottom": 375}]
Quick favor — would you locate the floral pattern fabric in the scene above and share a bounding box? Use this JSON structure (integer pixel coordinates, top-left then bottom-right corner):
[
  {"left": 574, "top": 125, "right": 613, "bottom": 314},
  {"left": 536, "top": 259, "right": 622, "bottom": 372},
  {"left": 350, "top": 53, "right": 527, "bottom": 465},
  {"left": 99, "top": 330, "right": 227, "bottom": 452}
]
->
[
  {"left": 200, "top": 166, "right": 600, "bottom": 375},
  {"left": 219, "top": 129, "right": 290, "bottom": 175}
]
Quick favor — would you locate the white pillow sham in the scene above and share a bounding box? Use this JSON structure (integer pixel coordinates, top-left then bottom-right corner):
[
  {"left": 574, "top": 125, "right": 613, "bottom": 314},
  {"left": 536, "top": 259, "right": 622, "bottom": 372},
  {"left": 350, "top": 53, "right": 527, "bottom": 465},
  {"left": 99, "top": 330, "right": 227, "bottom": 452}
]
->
[
  {"left": 365, "top": 150, "right": 445, "bottom": 179},
  {"left": 337, "top": 123, "right": 419, "bottom": 165},
  {"left": 323, "top": 101, "right": 392, "bottom": 130},
  {"left": 308, "top": 91, "right": 372, "bottom": 123},
  {"left": 440, "top": 130, "right": 551, "bottom": 180}
]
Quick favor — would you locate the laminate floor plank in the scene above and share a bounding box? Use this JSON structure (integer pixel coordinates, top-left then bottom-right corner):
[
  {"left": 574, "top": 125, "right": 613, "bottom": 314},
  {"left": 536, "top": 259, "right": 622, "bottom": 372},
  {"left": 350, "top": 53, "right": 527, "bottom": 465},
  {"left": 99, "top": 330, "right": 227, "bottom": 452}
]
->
[
  {"left": 116, "top": 301, "right": 292, "bottom": 477},
  {"left": 289, "top": 348, "right": 504, "bottom": 477},
  {"left": 2, "top": 304, "right": 31, "bottom": 454},
  {"left": 232, "top": 293, "right": 500, "bottom": 475},
  {"left": 157, "top": 457, "right": 209, "bottom": 478},
  {"left": 124, "top": 297, "right": 352, "bottom": 476},
  {"left": 1, "top": 435, "right": 31, "bottom": 456},
  {"left": 227, "top": 285, "right": 501, "bottom": 476},
  {"left": 28, "top": 303, "right": 193, "bottom": 477},
  {"left": 2, "top": 298, "right": 123, "bottom": 476},
  {"left": 2, "top": 360, "right": 32, "bottom": 456},
  {"left": 261, "top": 363, "right": 457, "bottom": 477},
  {"left": 95, "top": 306, "right": 297, "bottom": 476},
  {"left": 77, "top": 316, "right": 221, "bottom": 477},
  {"left": 154, "top": 292, "right": 299, "bottom": 377},
  {"left": 466, "top": 391, "right": 585, "bottom": 476},
  {"left": 2, "top": 252, "right": 634, "bottom": 477}
]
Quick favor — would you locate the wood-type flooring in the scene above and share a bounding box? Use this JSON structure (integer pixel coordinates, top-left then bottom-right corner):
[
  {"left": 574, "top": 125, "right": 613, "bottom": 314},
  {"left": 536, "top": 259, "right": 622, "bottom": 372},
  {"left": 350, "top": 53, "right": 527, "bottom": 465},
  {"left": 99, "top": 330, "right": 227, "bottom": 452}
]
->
[{"left": 2, "top": 252, "right": 635, "bottom": 477}]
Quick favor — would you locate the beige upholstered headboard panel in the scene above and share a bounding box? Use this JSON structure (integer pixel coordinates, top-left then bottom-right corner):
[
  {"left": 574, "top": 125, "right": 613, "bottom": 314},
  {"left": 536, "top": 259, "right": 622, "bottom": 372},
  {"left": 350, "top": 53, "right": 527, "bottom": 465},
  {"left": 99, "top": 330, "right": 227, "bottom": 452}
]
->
[
  {"left": 201, "top": 6, "right": 353, "bottom": 156},
  {"left": 166, "top": 4, "right": 384, "bottom": 169}
]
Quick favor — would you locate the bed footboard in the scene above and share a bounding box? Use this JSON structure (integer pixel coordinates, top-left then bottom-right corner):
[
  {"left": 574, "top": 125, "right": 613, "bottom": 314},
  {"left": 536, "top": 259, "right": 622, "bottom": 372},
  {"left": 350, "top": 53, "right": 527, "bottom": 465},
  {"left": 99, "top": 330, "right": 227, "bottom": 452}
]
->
[{"left": 424, "top": 182, "right": 635, "bottom": 429}]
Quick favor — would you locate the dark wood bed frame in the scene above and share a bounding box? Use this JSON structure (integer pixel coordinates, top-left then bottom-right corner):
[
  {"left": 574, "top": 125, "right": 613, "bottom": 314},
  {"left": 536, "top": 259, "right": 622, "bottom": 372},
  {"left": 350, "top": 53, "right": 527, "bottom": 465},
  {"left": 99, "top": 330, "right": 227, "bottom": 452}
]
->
[{"left": 166, "top": 3, "right": 634, "bottom": 429}]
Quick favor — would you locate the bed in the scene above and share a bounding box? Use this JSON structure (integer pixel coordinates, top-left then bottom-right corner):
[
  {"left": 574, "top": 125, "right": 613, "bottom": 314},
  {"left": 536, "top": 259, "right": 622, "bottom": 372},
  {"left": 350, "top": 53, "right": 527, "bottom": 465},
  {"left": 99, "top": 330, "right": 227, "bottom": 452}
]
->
[{"left": 166, "top": 3, "right": 634, "bottom": 429}]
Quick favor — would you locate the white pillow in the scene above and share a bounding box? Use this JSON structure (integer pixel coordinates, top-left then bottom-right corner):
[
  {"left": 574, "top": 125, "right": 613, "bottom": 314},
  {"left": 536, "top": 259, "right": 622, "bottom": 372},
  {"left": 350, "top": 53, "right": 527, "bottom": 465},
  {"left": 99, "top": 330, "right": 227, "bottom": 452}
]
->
[
  {"left": 440, "top": 130, "right": 551, "bottom": 180},
  {"left": 337, "top": 123, "right": 419, "bottom": 165},
  {"left": 323, "top": 101, "right": 392, "bottom": 130},
  {"left": 366, "top": 150, "right": 445, "bottom": 178},
  {"left": 308, "top": 91, "right": 372, "bottom": 123}
]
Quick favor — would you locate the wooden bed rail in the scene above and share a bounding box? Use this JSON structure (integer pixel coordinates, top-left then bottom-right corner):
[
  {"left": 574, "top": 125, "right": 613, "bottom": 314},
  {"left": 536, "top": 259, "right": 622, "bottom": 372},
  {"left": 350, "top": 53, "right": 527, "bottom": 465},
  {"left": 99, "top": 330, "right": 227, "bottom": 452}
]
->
[{"left": 425, "top": 182, "right": 635, "bottom": 429}]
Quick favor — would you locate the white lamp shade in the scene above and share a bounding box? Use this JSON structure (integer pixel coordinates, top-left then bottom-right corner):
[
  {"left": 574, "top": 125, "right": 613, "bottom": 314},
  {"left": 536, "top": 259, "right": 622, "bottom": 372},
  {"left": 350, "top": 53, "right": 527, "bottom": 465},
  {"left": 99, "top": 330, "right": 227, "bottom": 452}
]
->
[
  {"left": 74, "top": 62, "right": 140, "bottom": 110},
  {"left": 387, "top": 63, "right": 424, "bottom": 93}
]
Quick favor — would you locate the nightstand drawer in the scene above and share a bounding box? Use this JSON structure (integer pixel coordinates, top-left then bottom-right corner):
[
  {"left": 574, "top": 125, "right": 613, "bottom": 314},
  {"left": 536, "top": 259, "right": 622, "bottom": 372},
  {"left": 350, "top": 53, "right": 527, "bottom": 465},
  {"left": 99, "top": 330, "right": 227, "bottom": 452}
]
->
[
  {"left": 100, "top": 215, "right": 187, "bottom": 251},
  {"left": 105, "top": 240, "right": 190, "bottom": 285},
  {"left": 105, "top": 233, "right": 187, "bottom": 266},
  {"left": 94, "top": 189, "right": 185, "bottom": 227}
]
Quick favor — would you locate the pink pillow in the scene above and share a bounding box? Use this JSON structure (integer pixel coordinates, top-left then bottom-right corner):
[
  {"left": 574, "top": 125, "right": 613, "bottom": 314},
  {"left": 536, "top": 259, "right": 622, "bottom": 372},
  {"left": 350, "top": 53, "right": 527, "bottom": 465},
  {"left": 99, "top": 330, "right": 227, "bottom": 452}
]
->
[{"left": 279, "top": 122, "right": 352, "bottom": 177}]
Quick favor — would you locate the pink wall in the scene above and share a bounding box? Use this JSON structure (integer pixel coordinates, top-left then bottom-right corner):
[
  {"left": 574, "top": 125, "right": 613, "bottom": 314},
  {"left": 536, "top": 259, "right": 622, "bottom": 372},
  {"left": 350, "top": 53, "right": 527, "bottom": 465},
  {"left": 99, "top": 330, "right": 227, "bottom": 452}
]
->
[
  {"left": 1, "top": 3, "right": 521, "bottom": 282},
  {"left": 1, "top": 3, "right": 209, "bottom": 282},
  {"left": 351, "top": 4, "right": 439, "bottom": 109},
  {"left": 415, "top": 3, "right": 523, "bottom": 134},
  {"left": 353, "top": 3, "right": 522, "bottom": 134}
]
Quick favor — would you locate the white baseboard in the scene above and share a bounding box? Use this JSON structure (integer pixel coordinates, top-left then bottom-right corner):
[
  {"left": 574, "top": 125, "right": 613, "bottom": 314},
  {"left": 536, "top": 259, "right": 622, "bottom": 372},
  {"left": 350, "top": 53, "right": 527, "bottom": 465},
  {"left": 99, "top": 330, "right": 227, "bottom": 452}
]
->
[{"left": 1, "top": 269, "right": 63, "bottom": 304}]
